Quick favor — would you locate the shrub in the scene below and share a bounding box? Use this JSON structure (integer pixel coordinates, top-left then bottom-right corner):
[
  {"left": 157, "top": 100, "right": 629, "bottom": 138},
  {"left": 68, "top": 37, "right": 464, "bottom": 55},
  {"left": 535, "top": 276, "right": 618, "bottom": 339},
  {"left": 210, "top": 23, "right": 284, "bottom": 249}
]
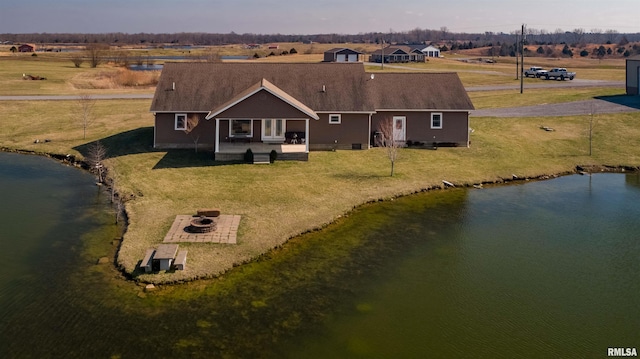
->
[
  {"left": 253, "top": 52, "right": 260, "bottom": 58},
  {"left": 244, "top": 148, "right": 254, "bottom": 163},
  {"left": 269, "top": 150, "right": 277, "bottom": 163},
  {"left": 289, "top": 48, "right": 297, "bottom": 54},
  {"left": 580, "top": 49, "right": 589, "bottom": 57}
]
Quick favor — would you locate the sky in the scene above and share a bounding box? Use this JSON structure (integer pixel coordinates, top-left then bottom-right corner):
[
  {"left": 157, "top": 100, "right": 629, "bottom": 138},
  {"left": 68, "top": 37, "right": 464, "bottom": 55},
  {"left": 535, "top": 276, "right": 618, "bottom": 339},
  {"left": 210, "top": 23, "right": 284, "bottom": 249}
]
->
[{"left": 2, "top": 0, "right": 640, "bottom": 35}]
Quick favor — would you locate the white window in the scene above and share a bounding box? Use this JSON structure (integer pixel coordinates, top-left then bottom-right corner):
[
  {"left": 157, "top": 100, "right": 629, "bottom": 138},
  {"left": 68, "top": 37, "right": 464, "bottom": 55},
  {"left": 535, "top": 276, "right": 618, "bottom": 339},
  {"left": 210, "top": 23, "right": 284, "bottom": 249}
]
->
[
  {"left": 431, "top": 113, "right": 443, "bottom": 129},
  {"left": 175, "top": 114, "right": 187, "bottom": 130},
  {"left": 329, "top": 114, "right": 341, "bottom": 124},
  {"left": 230, "top": 119, "right": 253, "bottom": 137}
]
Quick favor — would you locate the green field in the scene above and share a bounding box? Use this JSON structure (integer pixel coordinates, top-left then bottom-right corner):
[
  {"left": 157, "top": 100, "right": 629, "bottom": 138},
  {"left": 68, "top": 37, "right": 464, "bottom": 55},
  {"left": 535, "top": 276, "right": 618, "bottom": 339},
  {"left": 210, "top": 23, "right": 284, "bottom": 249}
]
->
[{"left": 0, "top": 50, "right": 637, "bottom": 283}]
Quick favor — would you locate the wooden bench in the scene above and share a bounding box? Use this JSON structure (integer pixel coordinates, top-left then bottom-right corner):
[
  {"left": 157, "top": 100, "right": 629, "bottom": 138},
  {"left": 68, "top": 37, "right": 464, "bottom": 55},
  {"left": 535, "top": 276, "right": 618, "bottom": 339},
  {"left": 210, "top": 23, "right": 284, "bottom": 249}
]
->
[
  {"left": 197, "top": 208, "right": 221, "bottom": 217},
  {"left": 174, "top": 250, "right": 188, "bottom": 271},
  {"left": 141, "top": 249, "right": 155, "bottom": 273}
]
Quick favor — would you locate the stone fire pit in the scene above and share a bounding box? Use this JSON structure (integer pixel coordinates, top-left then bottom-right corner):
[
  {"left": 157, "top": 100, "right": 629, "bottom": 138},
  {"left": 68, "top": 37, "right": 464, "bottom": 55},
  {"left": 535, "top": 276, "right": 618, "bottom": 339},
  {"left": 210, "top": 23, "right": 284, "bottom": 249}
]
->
[{"left": 187, "top": 216, "right": 217, "bottom": 233}]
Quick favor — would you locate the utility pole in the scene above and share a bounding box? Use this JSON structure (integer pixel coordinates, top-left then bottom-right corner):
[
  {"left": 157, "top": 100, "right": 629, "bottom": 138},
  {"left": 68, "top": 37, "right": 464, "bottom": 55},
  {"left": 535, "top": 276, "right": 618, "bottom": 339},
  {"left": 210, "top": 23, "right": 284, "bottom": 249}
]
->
[
  {"left": 515, "top": 32, "right": 519, "bottom": 80},
  {"left": 520, "top": 24, "right": 525, "bottom": 94},
  {"left": 381, "top": 38, "right": 385, "bottom": 70}
]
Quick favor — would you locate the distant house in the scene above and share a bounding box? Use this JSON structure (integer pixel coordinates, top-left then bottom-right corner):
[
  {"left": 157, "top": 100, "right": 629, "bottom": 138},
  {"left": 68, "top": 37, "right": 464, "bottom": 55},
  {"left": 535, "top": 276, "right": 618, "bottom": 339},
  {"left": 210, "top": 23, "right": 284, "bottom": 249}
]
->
[
  {"left": 268, "top": 44, "right": 279, "bottom": 50},
  {"left": 323, "top": 48, "right": 363, "bottom": 62},
  {"left": 18, "top": 44, "right": 35, "bottom": 52},
  {"left": 421, "top": 45, "right": 441, "bottom": 58},
  {"left": 150, "top": 63, "right": 474, "bottom": 161},
  {"left": 626, "top": 56, "right": 640, "bottom": 95},
  {"left": 369, "top": 46, "right": 425, "bottom": 63},
  {"left": 407, "top": 44, "right": 441, "bottom": 58}
]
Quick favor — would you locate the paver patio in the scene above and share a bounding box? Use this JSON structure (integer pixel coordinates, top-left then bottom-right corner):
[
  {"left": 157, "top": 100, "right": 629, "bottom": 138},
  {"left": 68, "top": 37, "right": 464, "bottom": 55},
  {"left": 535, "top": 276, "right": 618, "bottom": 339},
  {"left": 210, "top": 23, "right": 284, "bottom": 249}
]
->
[{"left": 163, "top": 215, "right": 240, "bottom": 244}]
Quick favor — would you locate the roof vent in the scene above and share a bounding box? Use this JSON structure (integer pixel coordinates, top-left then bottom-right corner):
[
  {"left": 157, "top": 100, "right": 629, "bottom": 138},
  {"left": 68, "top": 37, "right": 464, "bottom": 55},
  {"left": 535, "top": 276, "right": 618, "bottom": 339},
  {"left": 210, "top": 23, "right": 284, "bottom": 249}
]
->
[
  {"left": 370, "top": 74, "right": 375, "bottom": 80},
  {"left": 172, "top": 82, "right": 175, "bottom": 91},
  {"left": 321, "top": 85, "right": 326, "bottom": 93}
]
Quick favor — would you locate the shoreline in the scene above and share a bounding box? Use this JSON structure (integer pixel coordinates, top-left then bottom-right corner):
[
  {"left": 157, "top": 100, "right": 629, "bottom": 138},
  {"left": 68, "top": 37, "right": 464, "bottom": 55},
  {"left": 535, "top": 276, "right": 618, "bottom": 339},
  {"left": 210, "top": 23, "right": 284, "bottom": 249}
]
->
[{"left": 3, "top": 147, "right": 638, "bottom": 285}]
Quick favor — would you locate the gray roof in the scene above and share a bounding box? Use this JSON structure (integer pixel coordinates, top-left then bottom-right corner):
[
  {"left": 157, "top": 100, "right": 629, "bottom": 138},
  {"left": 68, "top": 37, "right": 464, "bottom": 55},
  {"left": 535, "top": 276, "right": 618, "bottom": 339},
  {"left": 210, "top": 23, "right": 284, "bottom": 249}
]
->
[
  {"left": 367, "top": 73, "right": 474, "bottom": 110},
  {"left": 370, "top": 46, "right": 424, "bottom": 56},
  {"left": 324, "top": 48, "right": 363, "bottom": 55},
  {"left": 150, "top": 62, "right": 474, "bottom": 114}
]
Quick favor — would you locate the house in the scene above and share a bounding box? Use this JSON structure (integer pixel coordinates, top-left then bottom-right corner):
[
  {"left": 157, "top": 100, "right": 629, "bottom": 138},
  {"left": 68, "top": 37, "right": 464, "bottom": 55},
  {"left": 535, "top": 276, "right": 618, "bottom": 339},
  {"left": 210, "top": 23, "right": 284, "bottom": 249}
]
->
[
  {"left": 150, "top": 63, "right": 474, "bottom": 161},
  {"left": 421, "top": 45, "right": 441, "bottom": 58},
  {"left": 18, "top": 44, "right": 35, "bottom": 52},
  {"left": 369, "top": 46, "right": 425, "bottom": 63},
  {"left": 407, "top": 44, "right": 441, "bottom": 58},
  {"left": 323, "top": 48, "right": 363, "bottom": 62},
  {"left": 626, "top": 56, "right": 640, "bottom": 95}
]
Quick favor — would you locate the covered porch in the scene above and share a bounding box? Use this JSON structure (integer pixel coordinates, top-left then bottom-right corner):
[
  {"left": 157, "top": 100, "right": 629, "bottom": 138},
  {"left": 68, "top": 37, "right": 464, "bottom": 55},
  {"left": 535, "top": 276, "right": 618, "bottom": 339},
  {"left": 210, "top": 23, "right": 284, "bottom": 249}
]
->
[
  {"left": 206, "top": 77, "right": 319, "bottom": 162},
  {"left": 214, "top": 141, "right": 308, "bottom": 161},
  {"left": 213, "top": 117, "right": 310, "bottom": 161}
]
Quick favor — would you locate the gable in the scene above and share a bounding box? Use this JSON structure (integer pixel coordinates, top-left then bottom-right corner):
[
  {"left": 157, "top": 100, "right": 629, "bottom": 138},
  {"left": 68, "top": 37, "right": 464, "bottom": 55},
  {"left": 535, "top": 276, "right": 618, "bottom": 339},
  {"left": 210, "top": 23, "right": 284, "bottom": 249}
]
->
[{"left": 207, "top": 79, "right": 319, "bottom": 120}]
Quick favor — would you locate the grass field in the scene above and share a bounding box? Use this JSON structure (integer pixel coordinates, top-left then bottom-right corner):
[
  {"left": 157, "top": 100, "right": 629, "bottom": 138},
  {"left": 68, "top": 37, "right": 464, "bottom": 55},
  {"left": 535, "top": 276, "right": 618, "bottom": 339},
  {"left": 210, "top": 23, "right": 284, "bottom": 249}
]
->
[{"left": 0, "top": 47, "right": 637, "bottom": 284}]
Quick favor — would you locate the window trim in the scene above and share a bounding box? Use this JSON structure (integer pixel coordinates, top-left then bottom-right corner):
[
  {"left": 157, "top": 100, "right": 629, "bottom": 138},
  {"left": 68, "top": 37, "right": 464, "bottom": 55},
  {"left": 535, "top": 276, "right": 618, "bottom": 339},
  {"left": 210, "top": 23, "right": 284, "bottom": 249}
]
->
[
  {"left": 229, "top": 119, "right": 253, "bottom": 137},
  {"left": 431, "top": 113, "right": 443, "bottom": 129},
  {"left": 175, "top": 113, "right": 187, "bottom": 131},
  {"left": 329, "top": 114, "right": 341, "bottom": 124}
]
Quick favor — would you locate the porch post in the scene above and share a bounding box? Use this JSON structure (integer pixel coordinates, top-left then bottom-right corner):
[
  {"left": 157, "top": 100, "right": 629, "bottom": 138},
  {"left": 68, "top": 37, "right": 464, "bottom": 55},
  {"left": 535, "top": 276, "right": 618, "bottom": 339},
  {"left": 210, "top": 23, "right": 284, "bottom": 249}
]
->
[
  {"left": 215, "top": 118, "right": 220, "bottom": 153},
  {"left": 305, "top": 118, "right": 309, "bottom": 153}
]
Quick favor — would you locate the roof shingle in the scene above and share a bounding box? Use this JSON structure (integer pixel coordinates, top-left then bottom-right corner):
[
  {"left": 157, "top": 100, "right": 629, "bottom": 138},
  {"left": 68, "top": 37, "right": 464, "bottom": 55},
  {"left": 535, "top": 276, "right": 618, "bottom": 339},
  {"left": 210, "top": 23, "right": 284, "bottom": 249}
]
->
[{"left": 150, "top": 62, "right": 473, "bottom": 114}]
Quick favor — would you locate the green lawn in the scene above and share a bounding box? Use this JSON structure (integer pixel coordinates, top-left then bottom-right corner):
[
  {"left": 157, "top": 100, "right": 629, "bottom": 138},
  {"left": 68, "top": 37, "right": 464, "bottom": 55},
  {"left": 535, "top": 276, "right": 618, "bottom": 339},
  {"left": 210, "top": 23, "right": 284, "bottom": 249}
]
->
[{"left": 0, "top": 53, "right": 637, "bottom": 283}]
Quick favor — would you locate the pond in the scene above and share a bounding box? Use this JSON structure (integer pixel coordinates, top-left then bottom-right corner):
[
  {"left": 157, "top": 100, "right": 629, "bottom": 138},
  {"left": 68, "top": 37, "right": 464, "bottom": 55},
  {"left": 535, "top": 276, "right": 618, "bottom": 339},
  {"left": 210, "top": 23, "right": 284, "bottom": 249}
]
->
[{"left": 0, "top": 151, "right": 638, "bottom": 358}]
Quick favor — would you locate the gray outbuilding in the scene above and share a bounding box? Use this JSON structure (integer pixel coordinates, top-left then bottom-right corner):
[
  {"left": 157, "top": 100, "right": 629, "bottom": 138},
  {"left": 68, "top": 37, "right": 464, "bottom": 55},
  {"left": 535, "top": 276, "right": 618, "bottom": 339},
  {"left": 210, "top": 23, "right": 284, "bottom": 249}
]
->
[{"left": 626, "top": 56, "right": 640, "bottom": 95}]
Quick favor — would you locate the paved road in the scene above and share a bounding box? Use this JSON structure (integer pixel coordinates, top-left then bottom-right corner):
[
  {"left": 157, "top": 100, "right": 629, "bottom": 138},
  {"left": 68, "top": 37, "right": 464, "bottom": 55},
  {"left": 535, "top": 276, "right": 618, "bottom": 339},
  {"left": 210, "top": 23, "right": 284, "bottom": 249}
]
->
[{"left": 471, "top": 97, "right": 640, "bottom": 118}]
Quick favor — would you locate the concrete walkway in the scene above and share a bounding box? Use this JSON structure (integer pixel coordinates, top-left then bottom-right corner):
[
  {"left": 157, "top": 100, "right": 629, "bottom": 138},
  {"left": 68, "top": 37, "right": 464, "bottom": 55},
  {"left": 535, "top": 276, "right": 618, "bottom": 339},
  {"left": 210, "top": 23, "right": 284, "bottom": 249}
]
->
[{"left": 163, "top": 215, "right": 240, "bottom": 244}]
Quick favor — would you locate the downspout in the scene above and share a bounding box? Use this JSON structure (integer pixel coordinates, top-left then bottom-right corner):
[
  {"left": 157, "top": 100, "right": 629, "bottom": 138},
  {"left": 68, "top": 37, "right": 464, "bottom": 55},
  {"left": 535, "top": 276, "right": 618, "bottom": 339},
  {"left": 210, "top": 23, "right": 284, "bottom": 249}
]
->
[
  {"left": 215, "top": 118, "right": 220, "bottom": 153},
  {"left": 153, "top": 113, "right": 157, "bottom": 148},
  {"left": 368, "top": 113, "right": 372, "bottom": 149},
  {"left": 305, "top": 118, "right": 309, "bottom": 153},
  {"left": 467, "top": 112, "right": 471, "bottom": 148}
]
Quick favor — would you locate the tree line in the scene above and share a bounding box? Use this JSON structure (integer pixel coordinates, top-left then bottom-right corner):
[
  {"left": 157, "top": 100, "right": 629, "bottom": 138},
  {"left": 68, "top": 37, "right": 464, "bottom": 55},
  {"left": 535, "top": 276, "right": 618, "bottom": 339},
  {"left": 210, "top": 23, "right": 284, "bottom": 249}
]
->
[{"left": 2, "top": 27, "right": 639, "bottom": 47}]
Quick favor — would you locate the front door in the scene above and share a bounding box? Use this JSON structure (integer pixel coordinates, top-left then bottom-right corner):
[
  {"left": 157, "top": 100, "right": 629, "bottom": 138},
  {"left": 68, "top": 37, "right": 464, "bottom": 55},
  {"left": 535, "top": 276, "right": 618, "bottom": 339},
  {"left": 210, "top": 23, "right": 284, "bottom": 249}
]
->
[
  {"left": 262, "top": 119, "right": 285, "bottom": 142},
  {"left": 393, "top": 116, "right": 406, "bottom": 142}
]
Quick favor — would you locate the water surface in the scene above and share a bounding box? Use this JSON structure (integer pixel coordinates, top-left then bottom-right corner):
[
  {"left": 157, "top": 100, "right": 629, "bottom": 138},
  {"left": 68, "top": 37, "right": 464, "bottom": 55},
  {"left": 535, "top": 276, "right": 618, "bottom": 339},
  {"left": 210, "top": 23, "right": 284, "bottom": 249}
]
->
[{"left": 0, "top": 152, "right": 638, "bottom": 358}]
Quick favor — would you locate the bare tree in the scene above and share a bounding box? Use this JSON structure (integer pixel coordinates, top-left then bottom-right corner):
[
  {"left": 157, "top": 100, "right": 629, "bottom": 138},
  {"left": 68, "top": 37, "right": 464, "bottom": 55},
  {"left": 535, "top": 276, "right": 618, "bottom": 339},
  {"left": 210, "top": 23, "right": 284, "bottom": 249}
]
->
[
  {"left": 70, "top": 54, "right": 84, "bottom": 68},
  {"left": 203, "top": 48, "right": 222, "bottom": 62},
  {"left": 183, "top": 113, "right": 201, "bottom": 152},
  {"left": 86, "top": 141, "right": 107, "bottom": 183},
  {"left": 440, "top": 26, "right": 449, "bottom": 41},
  {"left": 77, "top": 94, "right": 96, "bottom": 139},
  {"left": 85, "top": 43, "right": 109, "bottom": 68},
  {"left": 377, "top": 117, "right": 401, "bottom": 176}
]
